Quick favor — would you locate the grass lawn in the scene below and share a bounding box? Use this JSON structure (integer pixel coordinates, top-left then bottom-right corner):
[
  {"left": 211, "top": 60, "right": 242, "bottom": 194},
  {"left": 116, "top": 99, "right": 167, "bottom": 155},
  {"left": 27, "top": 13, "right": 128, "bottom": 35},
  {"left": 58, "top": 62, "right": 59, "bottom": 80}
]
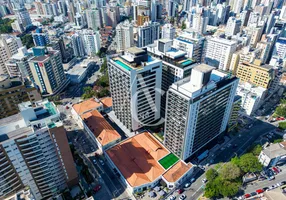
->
[{"left": 159, "top": 153, "right": 179, "bottom": 169}]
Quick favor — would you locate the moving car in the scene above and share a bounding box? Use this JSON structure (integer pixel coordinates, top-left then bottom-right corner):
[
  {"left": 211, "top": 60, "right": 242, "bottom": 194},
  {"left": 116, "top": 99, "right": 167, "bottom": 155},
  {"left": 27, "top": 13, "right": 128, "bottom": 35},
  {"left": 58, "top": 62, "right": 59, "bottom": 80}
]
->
[{"left": 93, "top": 185, "right": 101, "bottom": 193}]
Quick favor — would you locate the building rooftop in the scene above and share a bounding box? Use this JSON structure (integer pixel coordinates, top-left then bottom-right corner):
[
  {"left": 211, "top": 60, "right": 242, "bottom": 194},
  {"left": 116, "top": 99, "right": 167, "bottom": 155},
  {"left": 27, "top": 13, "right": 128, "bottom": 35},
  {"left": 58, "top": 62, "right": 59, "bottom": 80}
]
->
[
  {"left": 262, "top": 143, "right": 286, "bottom": 159},
  {"left": 72, "top": 98, "right": 102, "bottom": 115},
  {"left": 100, "top": 97, "right": 112, "bottom": 108},
  {"left": 126, "top": 47, "right": 146, "bottom": 55},
  {"left": 0, "top": 74, "right": 9, "bottom": 82},
  {"left": 0, "top": 127, "right": 33, "bottom": 142},
  {"left": 210, "top": 37, "right": 238, "bottom": 46},
  {"left": 80, "top": 110, "right": 121, "bottom": 146},
  {"left": 162, "top": 161, "right": 192, "bottom": 183},
  {"left": 193, "top": 63, "right": 215, "bottom": 73},
  {"left": 0, "top": 113, "right": 23, "bottom": 127},
  {"left": 106, "top": 132, "right": 168, "bottom": 187}
]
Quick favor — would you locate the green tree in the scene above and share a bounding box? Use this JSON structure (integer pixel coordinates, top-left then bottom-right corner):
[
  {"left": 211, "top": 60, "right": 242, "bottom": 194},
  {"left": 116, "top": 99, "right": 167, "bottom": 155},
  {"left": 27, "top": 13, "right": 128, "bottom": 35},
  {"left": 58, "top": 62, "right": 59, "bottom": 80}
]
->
[
  {"left": 219, "top": 162, "right": 241, "bottom": 180},
  {"left": 96, "top": 88, "right": 110, "bottom": 98},
  {"left": 219, "top": 180, "right": 241, "bottom": 197},
  {"left": 279, "top": 122, "right": 286, "bottom": 130},
  {"left": 273, "top": 138, "right": 283, "bottom": 143},
  {"left": 230, "top": 156, "right": 240, "bottom": 166},
  {"left": 275, "top": 105, "right": 286, "bottom": 117},
  {"left": 181, "top": 21, "right": 186, "bottom": 30},
  {"left": 100, "top": 58, "right": 107, "bottom": 73},
  {"left": 204, "top": 178, "right": 221, "bottom": 198},
  {"left": 21, "top": 34, "right": 34, "bottom": 49},
  {"left": 96, "top": 74, "right": 109, "bottom": 87},
  {"left": 0, "top": 18, "right": 14, "bottom": 34},
  {"left": 206, "top": 168, "right": 218, "bottom": 182},
  {"left": 238, "top": 153, "right": 263, "bottom": 173},
  {"left": 249, "top": 144, "right": 263, "bottom": 156},
  {"left": 81, "top": 86, "right": 96, "bottom": 99}
]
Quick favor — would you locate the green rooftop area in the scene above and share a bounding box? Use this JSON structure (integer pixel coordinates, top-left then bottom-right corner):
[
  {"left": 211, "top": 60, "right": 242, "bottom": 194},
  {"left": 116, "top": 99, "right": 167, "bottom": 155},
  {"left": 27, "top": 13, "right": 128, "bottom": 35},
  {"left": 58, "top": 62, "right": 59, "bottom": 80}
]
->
[
  {"left": 159, "top": 153, "right": 179, "bottom": 170},
  {"left": 45, "top": 102, "right": 57, "bottom": 115},
  {"left": 115, "top": 60, "right": 131, "bottom": 71},
  {"left": 48, "top": 122, "right": 56, "bottom": 129},
  {"left": 181, "top": 59, "right": 194, "bottom": 66}
]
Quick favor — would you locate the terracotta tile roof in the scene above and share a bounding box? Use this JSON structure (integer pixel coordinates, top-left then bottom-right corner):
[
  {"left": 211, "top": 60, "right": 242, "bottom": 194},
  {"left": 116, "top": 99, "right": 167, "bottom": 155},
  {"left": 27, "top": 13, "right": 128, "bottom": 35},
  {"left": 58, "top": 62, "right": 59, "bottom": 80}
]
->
[
  {"left": 162, "top": 161, "right": 192, "bottom": 183},
  {"left": 80, "top": 110, "right": 121, "bottom": 146},
  {"left": 100, "top": 97, "right": 112, "bottom": 108},
  {"left": 106, "top": 132, "right": 169, "bottom": 187},
  {"left": 72, "top": 98, "right": 101, "bottom": 115}
]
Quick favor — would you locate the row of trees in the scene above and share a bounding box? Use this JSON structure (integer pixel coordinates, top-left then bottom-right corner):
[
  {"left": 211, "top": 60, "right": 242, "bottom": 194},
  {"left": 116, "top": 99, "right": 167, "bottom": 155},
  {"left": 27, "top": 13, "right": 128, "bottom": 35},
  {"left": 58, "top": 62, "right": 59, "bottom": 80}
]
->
[
  {"left": 274, "top": 98, "right": 286, "bottom": 117},
  {"left": 205, "top": 152, "right": 263, "bottom": 198}
]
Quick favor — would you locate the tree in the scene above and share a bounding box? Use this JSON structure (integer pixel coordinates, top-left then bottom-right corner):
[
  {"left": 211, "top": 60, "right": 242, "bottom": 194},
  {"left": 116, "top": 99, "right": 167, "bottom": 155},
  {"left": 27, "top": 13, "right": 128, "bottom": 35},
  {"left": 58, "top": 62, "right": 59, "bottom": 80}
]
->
[
  {"left": 238, "top": 153, "right": 263, "bottom": 173},
  {"left": 181, "top": 21, "right": 186, "bottom": 30},
  {"left": 273, "top": 138, "right": 283, "bottom": 143},
  {"left": 231, "top": 156, "right": 240, "bottom": 166},
  {"left": 275, "top": 105, "right": 286, "bottom": 117},
  {"left": 204, "top": 178, "right": 221, "bottom": 198},
  {"left": 96, "top": 88, "right": 110, "bottom": 98},
  {"left": 279, "top": 122, "right": 286, "bottom": 130},
  {"left": 100, "top": 58, "right": 107, "bottom": 73},
  {"left": 219, "top": 180, "right": 241, "bottom": 197},
  {"left": 21, "top": 34, "right": 34, "bottom": 49},
  {"left": 206, "top": 168, "right": 218, "bottom": 182},
  {"left": 96, "top": 74, "right": 109, "bottom": 87},
  {"left": 81, "top": 86, "right": 96, "bottom": 99},
  {"left": 219, "top": 162, "right": 241, "bottom": 180},
  {"left": 249, "top": 144, "right": 263, "bottom": 156},
  {"left": 0, "top": 18, "right": 14, "bottom": 34}
]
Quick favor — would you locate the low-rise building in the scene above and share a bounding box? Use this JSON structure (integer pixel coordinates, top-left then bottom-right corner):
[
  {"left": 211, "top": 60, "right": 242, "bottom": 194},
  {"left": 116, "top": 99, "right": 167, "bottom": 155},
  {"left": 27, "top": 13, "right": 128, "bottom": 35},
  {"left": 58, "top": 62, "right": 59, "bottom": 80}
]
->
[
  {"left": 236, "top": 82, "right": 267, "bottom": 116},
  {"left": 258, "top": 142, "right": 286, "bottom": 167},
  {"left": 105, "top": 132, "right": 194, "bottom": 194},
  {"left": 100, "top": 97, "right": 113, "bottom": 113}
]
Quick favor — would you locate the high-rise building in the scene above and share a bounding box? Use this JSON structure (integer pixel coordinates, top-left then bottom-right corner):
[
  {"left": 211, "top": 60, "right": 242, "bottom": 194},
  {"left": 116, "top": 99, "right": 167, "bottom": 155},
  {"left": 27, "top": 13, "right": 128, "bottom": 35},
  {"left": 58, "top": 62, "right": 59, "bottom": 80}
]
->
[
  {"left": 82, "top": 30, "right": 101, "bottom": 56},
  {"left": 32, "top": 27, "right": 50, "bottom": 46},
  {"left": 173, "top": 31, "right": 205, "bottom": 62},
  {"left": 137, "top": 21, "right": 160, "bottom": 47},
  {"left": 150, "top": 0, "right": 161, "bottom": 21},
  {"left": 233, "top": 0, "right": 243, "bottom": 14},
  {"left": 192, "top": 12, "right": 208, "bottom": 35},
  {"left": 86, "top": 8, "right": 102, "bottom": 31},
  {"left": 71, "top": 33, "right": 85, "bottom": 57},
  {"left": 164, "top": 64, "right": 239, "bottom": 160},
  {"left": 34, "top": 2, "right": 44, "bottom": 15},
  {"left": 203, "top": 37, "right": 237, "bottom": 71},
  {"left": 167, "top": 0, "right": 177, "bottom": 17},
  {"left": 0, "top": 34, "right": 23, "bottom": 75},
  {"left": 107, "top": 7, "right": 119, "bottom": 28},
  {"left": 108, "top": 47, "right": 162, "bottom": 132},
  {"left": 74, "top": 12, "right": 86, "bottom": 28},
  {"left": 42, "top": 3, "right": 53, "bottom": 15},
  {"left": 58, "top": 0, "right": 68, "bottom": 16},
  {"left": 147, "top": 39, "right": 198, "bottom": 116},
  {"left": 28, "top": 47, "right": 69, "bottom": 96},
  {"left": 116, "top": 20, "right": 134, "bottom": 52},
  {"left": 137, "top": 15, "right": 149, "bottom": 26},
  {"left": 273, "top": 37, "right": 286, "bottom": 59},
  {"left": 0, "top": 99, "right": 78, "bottom": 199},
  {"left": 0, "top": 75, "right": 41, "bottom": 119},
  {"left": 225, "top": 17, "right": 242, "bottom": 36},
  {"left": 161, "top": 23, "right": 176, "bottom": 40},
  {"left": 13, "top": 7, "right": 32, "bottom": 30},
  {"left": 68, "top": 0, "right": 76, "bottom": 23}
]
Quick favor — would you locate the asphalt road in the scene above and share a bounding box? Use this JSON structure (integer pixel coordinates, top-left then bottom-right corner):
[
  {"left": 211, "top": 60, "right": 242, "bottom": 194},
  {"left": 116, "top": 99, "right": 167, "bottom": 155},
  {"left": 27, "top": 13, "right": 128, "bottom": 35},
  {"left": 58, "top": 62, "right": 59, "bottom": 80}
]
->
[{"left": 169, "top": 119, "right": 277, "bottom": 200}]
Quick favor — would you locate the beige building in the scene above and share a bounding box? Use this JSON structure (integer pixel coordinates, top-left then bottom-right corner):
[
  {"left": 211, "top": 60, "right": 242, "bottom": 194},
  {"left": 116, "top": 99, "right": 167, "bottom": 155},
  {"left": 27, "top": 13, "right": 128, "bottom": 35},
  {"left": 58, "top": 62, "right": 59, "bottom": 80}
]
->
[
  {"left": 236, "top": 60, "right": 274, "bottom": 89},
  {"left": 0, "top": 74, "right": 41, "bottom": 119},
  {"left": 0, "top": 34, "right": 23, "bottom": 74}
]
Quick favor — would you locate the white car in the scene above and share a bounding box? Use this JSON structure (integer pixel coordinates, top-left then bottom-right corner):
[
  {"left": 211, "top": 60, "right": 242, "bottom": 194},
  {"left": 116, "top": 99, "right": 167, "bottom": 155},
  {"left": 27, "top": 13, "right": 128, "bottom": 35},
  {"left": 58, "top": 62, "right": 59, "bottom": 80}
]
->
[
  {"left": 179, "top": 194, "right": 186, "bottom": 200},
  {"left": 168, "top": 195, "right": 176, "bottom": 200},
  {"left": 184, "top": 183, "right": 191, "bottom": 188},
  {"left": 202, "top": 178, "right": 207, "bottom": 183}
]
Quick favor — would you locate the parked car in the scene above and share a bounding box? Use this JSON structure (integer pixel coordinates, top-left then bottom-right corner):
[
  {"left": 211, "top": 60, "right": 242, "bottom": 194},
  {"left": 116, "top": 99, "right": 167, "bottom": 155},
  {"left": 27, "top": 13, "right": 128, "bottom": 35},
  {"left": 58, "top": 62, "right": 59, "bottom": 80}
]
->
[
  {"left": 202, "top": 178, "right": 207, "bottom": 183},
  {"left": 93, "top": 185, "right": 101, "bottom": 193},
  {"left": 280, "top": 181, "right": 286, "bottom": 185},
  {"left": 168, "top": 196, "right": 176, "bottom": 200},
  {"left": 190, "top": 178, "right": 195, "bottom": 183},
  {"left": 93, "top": 159, "right": 97, "bottom": 164},
  {"left": 179, "top": 194, "right": 186, "bottom": 200},
  {"left": 272, "top": 167, "right": 280, "bottom": 173},
  {"left": 244, "top": 194, "right": 251, "bottom": 198},
  {"left": 184, "top": 183, "right": 191, "bottom": 188},
  {"left": 256, "top": 189, "right": 264, "bottom": 194},
  {"left": 66, "top": 106, "right": 69, "bottom": 109},
  {"left": 177, "top": 189, "right": 184, "bottom": 194},
  {"left": 258, "top": 176, "right": 266, "bottom": 181},
  {"left": 250, "top": 192, "right": 257, "bottom": 196}
]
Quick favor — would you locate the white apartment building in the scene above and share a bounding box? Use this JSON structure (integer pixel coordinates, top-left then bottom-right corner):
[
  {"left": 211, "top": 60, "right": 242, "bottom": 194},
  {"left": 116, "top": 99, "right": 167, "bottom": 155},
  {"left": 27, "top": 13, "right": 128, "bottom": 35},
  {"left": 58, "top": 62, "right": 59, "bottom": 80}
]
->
[
  {"left": 116, "top": 20, "right": 134, "bottom": 52},
  {"left": 108, "top": 47, "right": 162, "bottom": 131},
  {"left": 0, "top": 100, "right": 78, "bottom": 199},
  {"left": 259, "top": 142, "right": 286, "bottom": 167},
  {"left": 164, "top": 64, "right": 239, "bottom": 160},
  {"left": 192, "top": 13, "right": 208, "bottom": 34},
  {"left": 86, "top": 8, "right": 103, "bottom": 31},
  {"left": 82, "top": 31, "right": 101, "bottom": 56},
  {"left": 203, "top": 37, "right": 237, "bottom": 71},
  {"left": 225, "top": 17, "right": 242, "bottom": 36},
  {"left": 236, "top": 82, "right": 267, "bottom": 116},
  {"left": 0, "top": 35, "right": 23, "bottom": 75},
  {"left": 173, "top": 30, "right": 205, "bottom": 62},
  {"left": 161, "top": 23, "right": 176, "bottom": 40},
  {"left": 137, "top": 21, "right": 160, "bottom": 47},
  {"left": 71, "top": 33, "right": 85, "bottom": 57}
]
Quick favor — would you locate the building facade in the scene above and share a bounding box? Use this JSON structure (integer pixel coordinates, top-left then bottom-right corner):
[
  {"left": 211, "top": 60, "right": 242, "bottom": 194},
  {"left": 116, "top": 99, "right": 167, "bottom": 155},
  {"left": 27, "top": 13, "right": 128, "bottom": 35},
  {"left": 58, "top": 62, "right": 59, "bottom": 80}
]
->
[
  {"left": 164, "top": 64, "right": 239, "bottom": 160},
  {"left": 116, "top": 20, "right": 134, "bottom": 52},
  {"left": 137, "top": 21, "right": 160, "bottom": 47},
  {"left": 32, "top": 28, "right": 50, "bottom": 47},
  {"left": 161, "top": 23, "right": 176, "bottom": 40},
  {"left": 28, "top": 47, "right": 69, "bottom": 96},
  {"left": 108, "top": 47, "right": 162, "bottom": 131}
]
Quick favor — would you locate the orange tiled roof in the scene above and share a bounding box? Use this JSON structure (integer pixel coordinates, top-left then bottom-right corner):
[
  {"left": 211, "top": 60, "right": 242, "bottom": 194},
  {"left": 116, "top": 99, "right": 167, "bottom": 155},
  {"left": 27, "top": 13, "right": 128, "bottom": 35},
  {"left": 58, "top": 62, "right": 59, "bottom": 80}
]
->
[
  {"left": 100, "top": 97, "right": 112, "bottom": 108},
  {"left": 162, "top": 161, "right": 192, "bottom": 183},
  {"left": 106, "top": 132, "right": 169, "bottom": 187},
  {"left": 72, "top": 98, "right": 101, "bottom": 115},
  {"left": 80, "top": 110, "right": 120, "bottom": 146}
]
